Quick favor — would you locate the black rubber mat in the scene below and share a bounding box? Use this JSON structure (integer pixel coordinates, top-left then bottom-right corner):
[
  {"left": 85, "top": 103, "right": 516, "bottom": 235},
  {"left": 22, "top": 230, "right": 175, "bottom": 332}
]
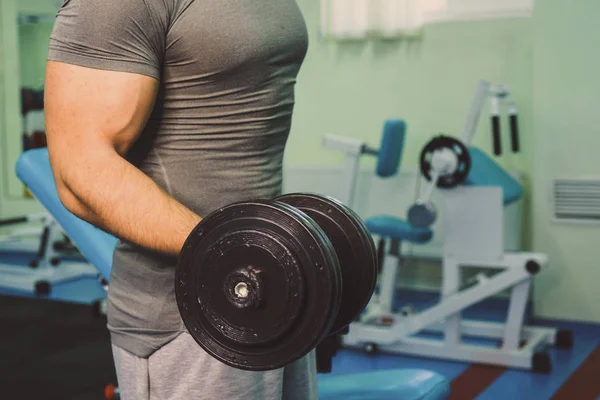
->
[{"left": 0, "top": 295, "right": 116, "bottom": 400}]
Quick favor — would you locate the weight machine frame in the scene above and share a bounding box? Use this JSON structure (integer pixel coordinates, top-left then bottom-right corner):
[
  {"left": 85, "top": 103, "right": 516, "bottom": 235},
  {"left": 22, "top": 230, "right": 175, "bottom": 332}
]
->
[
  {"left": 324, "top": 80, "right": 572, "bottom": 373},
  {"left": 344, "top": 186, "right": 571, "bottom": 373},
  {"left": 0, "top": 213, "right": 99, "bottom": 296}
]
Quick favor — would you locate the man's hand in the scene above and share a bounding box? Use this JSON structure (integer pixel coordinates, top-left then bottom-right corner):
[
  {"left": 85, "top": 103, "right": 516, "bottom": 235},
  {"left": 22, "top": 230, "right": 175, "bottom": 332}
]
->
[{"left": 45, "top": 61, "right": 201, "bottom": 256}]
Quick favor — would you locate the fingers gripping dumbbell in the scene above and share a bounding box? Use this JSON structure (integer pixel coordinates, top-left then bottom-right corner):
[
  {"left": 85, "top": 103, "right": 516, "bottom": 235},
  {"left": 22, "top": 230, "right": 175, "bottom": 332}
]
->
[
  {"left": 175, "top": 193, "right": 378, "bottom": 371},
  {"left": 407, "top": 135, "right": 472, "bottom": 228}
]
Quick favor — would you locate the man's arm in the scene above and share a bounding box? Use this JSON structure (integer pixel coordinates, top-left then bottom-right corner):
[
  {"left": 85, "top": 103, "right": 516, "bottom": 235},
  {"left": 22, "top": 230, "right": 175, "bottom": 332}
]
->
[{"left": 45, "top": 61, "right": 201, "bottom": 256}]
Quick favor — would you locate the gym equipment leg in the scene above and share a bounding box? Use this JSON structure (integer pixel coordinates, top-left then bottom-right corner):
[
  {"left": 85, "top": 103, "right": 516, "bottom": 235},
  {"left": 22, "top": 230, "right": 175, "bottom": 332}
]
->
[
  {"left": 0, "top": 217, "right": 98, "bottom": 296},
  {"left": 344, "top": 252, "right": 571, "bottom": 372}
]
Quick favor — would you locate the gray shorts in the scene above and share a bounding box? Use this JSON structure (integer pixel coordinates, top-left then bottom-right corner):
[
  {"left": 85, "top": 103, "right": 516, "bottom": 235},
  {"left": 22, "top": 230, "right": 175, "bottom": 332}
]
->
[{"left": 111, "top": 332, "right": 318, "bottom": 400}]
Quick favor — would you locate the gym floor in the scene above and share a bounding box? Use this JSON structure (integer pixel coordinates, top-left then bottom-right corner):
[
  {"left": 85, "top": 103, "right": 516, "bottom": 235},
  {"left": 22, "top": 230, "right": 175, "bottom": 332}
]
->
[{"left": 1, "top": 248, "right": 599, "bottom": 400}]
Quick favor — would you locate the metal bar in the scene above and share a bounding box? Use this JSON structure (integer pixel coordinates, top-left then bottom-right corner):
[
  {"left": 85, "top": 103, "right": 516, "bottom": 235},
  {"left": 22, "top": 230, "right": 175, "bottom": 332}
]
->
[{"left": 462, "top": 80, "right": 491, "bottom": 145}]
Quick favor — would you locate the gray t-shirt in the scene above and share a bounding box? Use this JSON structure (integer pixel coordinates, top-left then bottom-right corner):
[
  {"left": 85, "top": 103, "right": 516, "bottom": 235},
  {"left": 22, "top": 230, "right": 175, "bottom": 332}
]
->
[{"left": 48, "top": 0, "right": 308, "bottom": 357}]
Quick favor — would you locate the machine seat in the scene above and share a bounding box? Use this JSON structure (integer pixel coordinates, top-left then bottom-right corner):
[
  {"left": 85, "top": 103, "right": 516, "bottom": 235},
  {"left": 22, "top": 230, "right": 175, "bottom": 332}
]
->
[
  {"left": 366, "top": 216, "right": 433, "bottom": 244},
  {"left": 465, "top": 147, "right": 523, "bottom": 205}
]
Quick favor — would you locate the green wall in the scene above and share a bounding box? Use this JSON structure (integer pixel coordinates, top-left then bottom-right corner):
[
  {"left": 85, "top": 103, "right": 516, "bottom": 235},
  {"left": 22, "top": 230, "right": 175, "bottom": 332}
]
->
[{"left": 531, "top": 0, "right": 600, "bottom": 323}]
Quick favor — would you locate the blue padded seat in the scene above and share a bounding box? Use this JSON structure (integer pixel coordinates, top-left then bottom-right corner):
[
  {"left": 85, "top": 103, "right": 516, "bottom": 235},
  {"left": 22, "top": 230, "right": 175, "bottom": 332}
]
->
[
  {"left": 318, "top": 369, "right": 450, "bottom": 400},
  {"left": 366, "top": 216, "right": 433, "bottom": 244},
  {"left": 464, "top": 147, "right": 523, "bottom": 205},
  {"left": 376, "top": 119, "right": 406, "bottom": 178},
  {"left": 15, "top": 148, "right": 118, "bottom": 281}
]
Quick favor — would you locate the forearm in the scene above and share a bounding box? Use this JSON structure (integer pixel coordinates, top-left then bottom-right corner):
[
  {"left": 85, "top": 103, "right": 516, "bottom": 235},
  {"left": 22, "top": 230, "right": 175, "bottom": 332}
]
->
[{"left": 54, "top": 146, "right": 201, "bottom": 256}]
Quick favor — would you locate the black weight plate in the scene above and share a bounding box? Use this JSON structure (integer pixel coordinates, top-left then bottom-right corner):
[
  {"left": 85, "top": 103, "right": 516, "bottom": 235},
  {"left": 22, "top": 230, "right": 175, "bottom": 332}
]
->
[
  {"left": 420, "top": 135, "right": 472, "bottom": 188},
  {"left": 336, "top": 199, "right": 379, "bottom": 312},
  {"left": 407, "top": 201, "right": 437, "bottom": 228},
  {"left": 325, "top": 197, "right": 379, "bottom": 323},
  {"left": 276, "top": 193, "right": 378, "bottom": 335},
  {"left": 176, "top": 201, "right": 341, "bottom": 371}
]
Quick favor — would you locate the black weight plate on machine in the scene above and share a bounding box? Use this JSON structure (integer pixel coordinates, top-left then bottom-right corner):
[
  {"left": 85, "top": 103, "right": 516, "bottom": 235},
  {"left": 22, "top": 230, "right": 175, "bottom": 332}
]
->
[
  {"left": 276, "top": 193, "right": 378, "bottom": 335},
  {"left": 176, "top": 201, "right": 342, "bottom": 371},
  {"left": 420, "top": 135, "right": 472, "bottom": 188}
]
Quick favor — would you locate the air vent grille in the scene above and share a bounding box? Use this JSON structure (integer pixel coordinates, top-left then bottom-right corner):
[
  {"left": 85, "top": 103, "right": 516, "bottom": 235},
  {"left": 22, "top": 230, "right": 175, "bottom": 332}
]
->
[{"left": 553, "top": 178, "right": 600, "bottom": 221}]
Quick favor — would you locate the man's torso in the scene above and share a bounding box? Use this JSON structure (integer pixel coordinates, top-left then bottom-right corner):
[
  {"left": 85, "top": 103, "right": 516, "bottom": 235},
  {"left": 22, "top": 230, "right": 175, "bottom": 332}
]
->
[{"left": 106, "top": 0, "right": 309, "bottom": 356}]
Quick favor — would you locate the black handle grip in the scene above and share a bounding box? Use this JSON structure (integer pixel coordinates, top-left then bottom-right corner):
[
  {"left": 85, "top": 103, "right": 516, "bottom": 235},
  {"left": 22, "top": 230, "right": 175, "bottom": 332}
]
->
[
  {"left": 361, "top": 145, "right": 379, "bottom": 157},
  {"left": 491, "top": 115, "right": 502, "bottom": 156},
  {"left": 0, "top": 216, "right": 28, "bottom": 227},
  {"left": 510, "top": 114, "right": 520, "bottom": 153}
]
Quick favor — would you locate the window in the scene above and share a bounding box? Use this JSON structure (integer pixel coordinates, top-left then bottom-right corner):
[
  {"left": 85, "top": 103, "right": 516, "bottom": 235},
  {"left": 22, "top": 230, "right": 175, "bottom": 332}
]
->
[
  {"left": 423, "top": 0, "right": 447, "bottom": 14},
  {"left": 320, "top": 0, "right": 535, "bottom": 39},
  {"left": 424, "top": 0, "right": 534, "bottom": 23}
]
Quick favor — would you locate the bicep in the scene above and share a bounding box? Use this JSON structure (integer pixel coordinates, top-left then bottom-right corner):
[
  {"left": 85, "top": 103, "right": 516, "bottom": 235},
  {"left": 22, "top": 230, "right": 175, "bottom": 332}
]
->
[
  {"left": 45, "top": 61, "right": 159, "bottom": 166},
  {"left": 45, "top": 0, "right": 167, "bottom": 174}
]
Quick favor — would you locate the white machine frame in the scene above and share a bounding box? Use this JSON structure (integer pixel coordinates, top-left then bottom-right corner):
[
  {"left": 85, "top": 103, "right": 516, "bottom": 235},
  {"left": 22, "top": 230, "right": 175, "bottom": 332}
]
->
[
  {"left": 344, "top": 187, "right": 564, "bottom": 372},
  {"left": 322, "top": 134, "right": 378, "bottom": 208},
  {"left": 0, "top": 213, "right": 98, "bottom": 296},
  {"left": 323, "top": 81, "right": 571, "bottom": 372}
]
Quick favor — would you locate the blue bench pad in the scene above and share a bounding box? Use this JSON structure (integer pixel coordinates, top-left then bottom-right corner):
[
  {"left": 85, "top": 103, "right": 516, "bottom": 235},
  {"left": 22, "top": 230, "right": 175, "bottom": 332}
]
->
[
  {"left": 366, "top": 216, "right": 433, "bottom": 244},
  {"left": 319, "top": 369, "right": 450, "bottom": 400}
]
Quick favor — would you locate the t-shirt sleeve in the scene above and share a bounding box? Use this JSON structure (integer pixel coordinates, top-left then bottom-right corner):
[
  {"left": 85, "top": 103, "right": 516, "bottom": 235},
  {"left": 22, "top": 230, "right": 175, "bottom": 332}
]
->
[{"left": 48, "top": 0, "right": 168, "bottom": 80}]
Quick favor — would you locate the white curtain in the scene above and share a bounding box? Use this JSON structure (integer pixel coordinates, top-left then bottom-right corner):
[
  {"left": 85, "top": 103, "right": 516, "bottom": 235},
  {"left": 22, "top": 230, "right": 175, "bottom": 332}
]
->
[{"left": 321, "top": 0, "right": 426, "bottom": 39}]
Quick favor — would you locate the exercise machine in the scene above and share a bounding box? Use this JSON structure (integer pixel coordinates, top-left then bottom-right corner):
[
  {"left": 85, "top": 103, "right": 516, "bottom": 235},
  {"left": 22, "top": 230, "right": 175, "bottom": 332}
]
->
[
  {"left": 322, "top": 119, "right": 405, "bottom": 208},
  {"left": 327, "top": 81, "right": 573, "bottom": 373},
  {"left": 0, "top": 213, "right": 46, "bottom": 252},
  {"left": 0, "top": 212, "right": 98, "bottom": 296},
  {"left": 322, "top": 119, "right": 434, "bottom": 316}
]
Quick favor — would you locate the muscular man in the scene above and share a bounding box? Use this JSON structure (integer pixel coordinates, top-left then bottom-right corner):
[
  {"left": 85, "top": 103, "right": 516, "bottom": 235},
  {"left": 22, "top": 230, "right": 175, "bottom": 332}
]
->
[{"left": 44, "top": 0, "right": 312, "bottom": 398}]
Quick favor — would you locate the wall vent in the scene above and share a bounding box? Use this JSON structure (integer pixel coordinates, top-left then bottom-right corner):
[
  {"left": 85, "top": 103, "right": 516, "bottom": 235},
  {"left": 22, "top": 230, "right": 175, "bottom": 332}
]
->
[{"left": 553, "top": 178, "right": 600, "bottom": 222}]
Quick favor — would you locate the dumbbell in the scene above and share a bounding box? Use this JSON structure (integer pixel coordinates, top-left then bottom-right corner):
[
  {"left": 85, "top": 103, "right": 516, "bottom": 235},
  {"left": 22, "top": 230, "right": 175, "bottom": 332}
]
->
[
  {"left": 175, "top": 193, "right": 378, "bottom": 371},
  {"left": 407, "top": 135, "right": 472, "bottom": 228}
]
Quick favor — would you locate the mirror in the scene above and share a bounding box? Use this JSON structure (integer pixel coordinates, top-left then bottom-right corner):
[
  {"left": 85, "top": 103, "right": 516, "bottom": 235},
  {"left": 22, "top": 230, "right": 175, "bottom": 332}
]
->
[
  {"left": 19, "top": 13, "right": 55, "bottom": 161},
  {"left": 1, "top": 0, "right": 57, "bottom": 201}
]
